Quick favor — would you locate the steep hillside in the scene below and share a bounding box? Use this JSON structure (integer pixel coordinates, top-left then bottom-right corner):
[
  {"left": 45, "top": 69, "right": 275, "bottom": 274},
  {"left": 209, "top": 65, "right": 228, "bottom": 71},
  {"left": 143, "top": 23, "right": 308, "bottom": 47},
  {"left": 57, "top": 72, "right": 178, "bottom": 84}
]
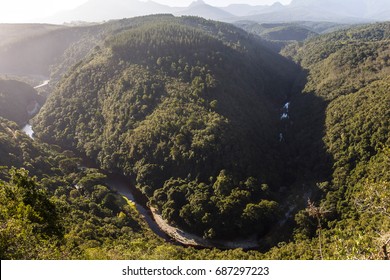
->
[
  {"left": 282, "top": 22, "right": 390, "bottom": 100},
  {"left": 2, "top": 16, "right": 388, "bottom": 260},
  {"left": 0, "top": 118, "right": 172, "bottom": 260},
  {"left": 0, "top": 113, "right": 260, "bottom": 260},
  {"left": 0, "top": 118, "right": 43, "bottom": 172},
  {"left": 0, "top": 24, "right": 100, "bottom": 77},
  {"left": 34, "top": 15, "right": 298, "bottom": 240},
  {"left": 0, "top": 24, "right": 65, "bottom": 48},
  {"left": 0, "top": 79, "right": 44, "bottom": 125},
  {"left": 268, "top": 22, "right": 390, "bottom": 259},
  {"left": 0, "top": 18, "right": 165, "bottom": 83}
]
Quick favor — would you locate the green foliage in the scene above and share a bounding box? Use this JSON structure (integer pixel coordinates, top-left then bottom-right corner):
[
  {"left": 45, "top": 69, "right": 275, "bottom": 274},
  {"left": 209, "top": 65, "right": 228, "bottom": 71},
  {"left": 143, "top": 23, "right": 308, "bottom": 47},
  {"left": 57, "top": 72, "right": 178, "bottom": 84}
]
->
[
  {"left": 282, "top": 22, "right": 390, "bottom": 100},
  {"left": 0, "top": 115, "right": 267, "bottom": 259},
  {"left": 152, "top": 172, "right": 280, "bottom": 239},
  {"left": 0, "top": 165, "right": 268, "bottom": 260},
  {"left": 1, "top": 16, "right": 389, "bottom": 260},
  {"left": 0, "top": 168, "right": 63, "bottom": 259},
  {"left": 33, "top": 16, "right": 298, "bottom": 241},
  {"left": 325, "top": 78, "right": 390, "bottom": 188},
  {"left": 0, "top": 117, "right": 58, "bottom": 176},
  {"left": 270, "top": 22, "right": 390, "bottom": 259}
]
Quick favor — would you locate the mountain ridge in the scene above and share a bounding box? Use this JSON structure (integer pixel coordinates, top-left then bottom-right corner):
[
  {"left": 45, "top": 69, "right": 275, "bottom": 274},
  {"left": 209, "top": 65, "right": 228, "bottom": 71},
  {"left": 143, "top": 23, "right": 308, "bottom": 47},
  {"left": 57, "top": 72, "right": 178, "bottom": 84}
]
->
[
  {"left": 177, "top": 1, "right": 234, "bottom": 20},
  {"left": 42, "top": 0, "right": 390, "bottom": 24}
]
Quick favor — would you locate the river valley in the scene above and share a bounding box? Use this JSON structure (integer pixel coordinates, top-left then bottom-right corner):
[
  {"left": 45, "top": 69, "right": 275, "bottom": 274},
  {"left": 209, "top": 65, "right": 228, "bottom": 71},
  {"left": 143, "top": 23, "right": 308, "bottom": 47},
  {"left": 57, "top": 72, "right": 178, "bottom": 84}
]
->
[{"left": 19, "top": 79, "right": 293, "bottom": 250}]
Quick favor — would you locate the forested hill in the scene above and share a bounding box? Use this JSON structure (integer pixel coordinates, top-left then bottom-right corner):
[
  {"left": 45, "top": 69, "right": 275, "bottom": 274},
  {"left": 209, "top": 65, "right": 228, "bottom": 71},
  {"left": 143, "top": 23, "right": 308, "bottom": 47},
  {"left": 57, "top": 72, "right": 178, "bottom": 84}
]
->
[
  {"left": 34, "top": 15, "right": 299, "bottom": 239},
  {"left": 264, "top": 22, "right": 389, "bottom": 259},
  {"left": 0, "top": 79, "right": 44, "bottom": 125},
  {"left": 282, "top": 22, "right": 390, "bottom": 100}
]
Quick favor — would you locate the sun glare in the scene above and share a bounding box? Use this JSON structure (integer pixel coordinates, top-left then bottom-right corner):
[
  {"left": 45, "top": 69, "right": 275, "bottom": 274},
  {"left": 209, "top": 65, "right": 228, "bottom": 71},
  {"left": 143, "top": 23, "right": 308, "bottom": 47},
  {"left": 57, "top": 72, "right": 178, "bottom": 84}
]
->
[{"left": 0, "top": 0, "right": 88, "bottom": 23}]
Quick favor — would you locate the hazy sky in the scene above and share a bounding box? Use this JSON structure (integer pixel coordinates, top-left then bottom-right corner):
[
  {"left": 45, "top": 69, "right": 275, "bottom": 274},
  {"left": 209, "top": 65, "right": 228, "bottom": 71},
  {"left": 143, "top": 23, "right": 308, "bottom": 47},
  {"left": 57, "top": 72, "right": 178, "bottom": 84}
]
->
[
  {"left": 148, "top": 0, "right": 292, "bottom": 7},
  {"left": 0, "top": 0, "right": 87, "bottom": 22},
  {"left": 0, "top": 0, "right": 292, "bottom": 23}
]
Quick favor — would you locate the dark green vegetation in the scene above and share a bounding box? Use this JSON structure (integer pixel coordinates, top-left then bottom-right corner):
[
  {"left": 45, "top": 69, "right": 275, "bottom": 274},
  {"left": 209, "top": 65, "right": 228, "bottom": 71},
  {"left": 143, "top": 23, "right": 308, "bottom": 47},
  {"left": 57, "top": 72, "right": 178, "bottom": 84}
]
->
[
  {"left": 269, "top": 22, "right": 390, "bottom": 259},
  {"left": 0, "top": 79, "right": 44, "bottom": 125},
  {"left": 0, "top": 16, "right": 389, "bottom": 259},
  {"left": 0, "top": 119, "right": 261, "bottom": 259},
  {"left": 34, "top": 15, "right": 298, "bottom": 240}
]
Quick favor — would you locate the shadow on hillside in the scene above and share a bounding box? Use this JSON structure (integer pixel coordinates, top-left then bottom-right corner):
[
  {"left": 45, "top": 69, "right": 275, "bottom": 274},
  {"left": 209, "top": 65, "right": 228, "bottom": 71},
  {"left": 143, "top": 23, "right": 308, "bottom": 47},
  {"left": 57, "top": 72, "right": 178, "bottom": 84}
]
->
[
  {"left": 262, "top": 68, "right": 334, "bottom": 251},
  {"left": 276, "top": 67, "right": 333, "bottom": 189},
  {"left": 288, "top": 91, "right": 332, "bottom": 186}
]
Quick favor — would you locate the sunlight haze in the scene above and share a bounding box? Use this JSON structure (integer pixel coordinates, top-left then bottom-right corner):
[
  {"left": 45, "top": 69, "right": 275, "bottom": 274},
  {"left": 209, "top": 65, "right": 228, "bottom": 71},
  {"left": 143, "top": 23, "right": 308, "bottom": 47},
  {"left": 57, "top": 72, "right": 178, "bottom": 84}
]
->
[
  {"left": 0, "top": 0, "right": 292, "bottom": 23},
  {"left": 0, "top": 0, "right": 88, "bottom": 22},
  {"left": 142, "top": 0, "right": 292, "bottom": 7}
]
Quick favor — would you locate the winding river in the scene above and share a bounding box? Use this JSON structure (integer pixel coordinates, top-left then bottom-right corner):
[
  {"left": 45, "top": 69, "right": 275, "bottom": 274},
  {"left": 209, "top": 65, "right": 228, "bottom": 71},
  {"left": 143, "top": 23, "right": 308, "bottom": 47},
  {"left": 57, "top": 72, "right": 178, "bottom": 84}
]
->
[
  {"left": 104, "top": 172, "right": 171, "bottom": 241},
  {"left": 21, "top": 79, "right": 261, "bottom": 249},
  {"left": 20, "top": 121, "right": 191, "bottom": 246},
  {"left": 34, "top": 80, "right": 50, "bottom": 89},
  {"left": 22, "top": 122, "right": 261, "bottom": 249}
]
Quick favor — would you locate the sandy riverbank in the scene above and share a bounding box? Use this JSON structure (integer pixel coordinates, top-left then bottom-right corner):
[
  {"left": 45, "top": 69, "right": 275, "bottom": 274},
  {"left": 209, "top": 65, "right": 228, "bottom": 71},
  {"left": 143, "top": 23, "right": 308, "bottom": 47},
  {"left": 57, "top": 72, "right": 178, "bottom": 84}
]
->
[{"left": 150, "top": 207, "right": 260, "bottom": 250}]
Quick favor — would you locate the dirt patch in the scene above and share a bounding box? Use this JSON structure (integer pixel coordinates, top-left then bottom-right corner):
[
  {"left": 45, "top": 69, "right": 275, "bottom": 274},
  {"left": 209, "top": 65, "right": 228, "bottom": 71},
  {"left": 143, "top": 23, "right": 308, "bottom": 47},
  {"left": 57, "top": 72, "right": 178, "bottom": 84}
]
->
[{"left": 150, "top": 207, "right": 260, "bottom": 249}]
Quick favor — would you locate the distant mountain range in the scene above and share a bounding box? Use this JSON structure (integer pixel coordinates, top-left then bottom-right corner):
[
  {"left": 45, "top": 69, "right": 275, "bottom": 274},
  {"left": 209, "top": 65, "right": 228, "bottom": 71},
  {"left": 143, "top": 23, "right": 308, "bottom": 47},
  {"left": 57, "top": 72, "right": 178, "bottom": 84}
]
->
[
  {"left": 45, "top": 0, "right": 390, "bottom": 24},
  {"left": 176, "top": 0, "right": 234, "bottom": 20}
]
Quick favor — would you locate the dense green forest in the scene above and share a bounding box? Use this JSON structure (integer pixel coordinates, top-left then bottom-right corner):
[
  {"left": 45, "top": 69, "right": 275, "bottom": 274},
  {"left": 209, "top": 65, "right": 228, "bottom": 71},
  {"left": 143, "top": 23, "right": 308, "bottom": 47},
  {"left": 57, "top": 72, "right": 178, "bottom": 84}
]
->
[
  {"left": 33, "top": 15, "right": 298, "bottom": 240},
  {"left": 0, "top": 16, "right": 389, "bottom": 260},
  {"left": 270, "top": 22, "right": 390, "bottom": 259},
  {"left": 0, "top": 116, "right": 262, "bottom": 259}
]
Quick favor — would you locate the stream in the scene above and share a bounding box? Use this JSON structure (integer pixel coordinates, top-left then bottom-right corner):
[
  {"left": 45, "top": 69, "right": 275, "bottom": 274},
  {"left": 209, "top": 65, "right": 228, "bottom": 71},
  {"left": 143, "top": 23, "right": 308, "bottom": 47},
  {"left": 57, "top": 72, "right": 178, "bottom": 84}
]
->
[
  {"left": 20, "top": 79, "right": 267, "bottom": 249},
  {"left": 21, "top": 80, "right": 50, "bottom": 139},
  {"left": 279, "top": 101, "right": 290, "bottom": 142},
  {"left": 34, "top": 80, "right": 50, "bottom": 89},
  {"left": 22, "top": 124, "right": 34, "bottom": 139},
  {"left": 21, "top": 119, "right": 265, "bottom": 250},
  {"left": 21, "top": 80, "right": 172, "bottom": 238},
  {"left": 21, "top": 113, "right": 172, "bottom": 242},
  {"left": 21, "top": 122, "right": 261, "bottom": 249},
  {"left": 103, "top": 172, "right": 171, "bottom": 240}
]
